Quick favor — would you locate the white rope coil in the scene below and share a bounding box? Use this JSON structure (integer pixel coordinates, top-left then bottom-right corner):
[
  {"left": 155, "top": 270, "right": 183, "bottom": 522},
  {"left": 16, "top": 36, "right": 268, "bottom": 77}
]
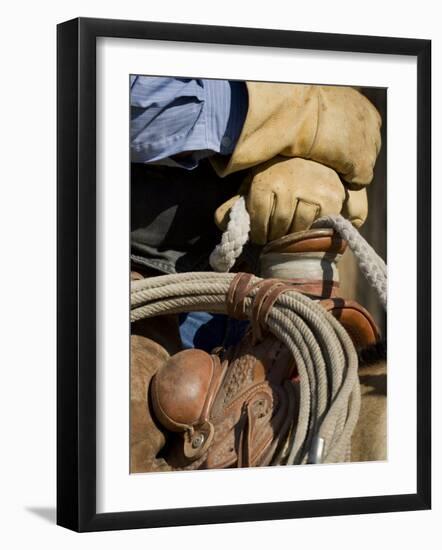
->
[{"left": 131, "top": 272, "right": 361, "bottom": 465}]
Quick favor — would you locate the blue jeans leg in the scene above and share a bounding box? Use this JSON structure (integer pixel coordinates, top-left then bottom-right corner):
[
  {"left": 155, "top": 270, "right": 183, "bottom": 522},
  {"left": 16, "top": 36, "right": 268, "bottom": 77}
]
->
[{"left": 178, "top": 312, "right": 249, "bottom": 352}]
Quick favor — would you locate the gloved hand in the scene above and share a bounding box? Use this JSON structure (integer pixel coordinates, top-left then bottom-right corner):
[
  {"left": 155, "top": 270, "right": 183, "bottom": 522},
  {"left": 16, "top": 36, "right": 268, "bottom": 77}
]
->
[
  {"left": 211, "top": 83, "right": 381, "bottom": 187},
  {"left": 215, "top": 157, "right": 368, "bottom": 245}
]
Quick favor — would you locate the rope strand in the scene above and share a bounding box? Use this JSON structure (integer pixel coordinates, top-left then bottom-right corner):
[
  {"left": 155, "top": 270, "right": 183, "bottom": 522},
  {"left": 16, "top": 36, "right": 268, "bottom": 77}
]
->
[{"left": 209, "top": 197, "right": 250, "bottom": 272}]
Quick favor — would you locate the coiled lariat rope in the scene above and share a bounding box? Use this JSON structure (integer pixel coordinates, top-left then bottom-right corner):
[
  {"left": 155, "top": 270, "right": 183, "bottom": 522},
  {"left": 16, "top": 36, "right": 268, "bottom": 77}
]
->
[
  {"left": 131, "top": 272, "right": 361, "bottom": 464},
  {"left": 209, "top": 200, "right": 387, "bottom": 310},
  {"left": 132, "top": 204, "right": 386, "bottom": 464}
]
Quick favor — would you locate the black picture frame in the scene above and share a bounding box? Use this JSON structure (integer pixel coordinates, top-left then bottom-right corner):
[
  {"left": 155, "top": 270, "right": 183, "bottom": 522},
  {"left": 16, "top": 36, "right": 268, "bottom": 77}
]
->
[{"left": 57, "top": 17, "right": 431, "bottom": 532}]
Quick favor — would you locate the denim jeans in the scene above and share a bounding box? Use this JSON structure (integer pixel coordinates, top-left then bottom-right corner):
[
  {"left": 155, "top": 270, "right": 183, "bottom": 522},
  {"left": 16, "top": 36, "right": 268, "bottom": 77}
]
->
[{"left": 178, "top": 311, "right": 249, "bottom": 352}]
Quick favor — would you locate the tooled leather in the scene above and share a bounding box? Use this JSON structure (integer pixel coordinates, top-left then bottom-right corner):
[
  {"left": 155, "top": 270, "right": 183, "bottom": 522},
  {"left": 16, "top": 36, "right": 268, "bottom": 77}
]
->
[
  {"left": 217, "top": 354, "right": 256, "bottom": 410},
  {"left": 237, "top": 385, "right": 292, "bottom": 468},
  {"left": 207, "top": 383, "right": 290, "bottom": 469},
  {"left": 213, "top": 332, "right": 295, "bottom": 414},
  {"left": 238, "top": 392, "right": 272, "bottom": 468},
  {"left": 156, "top": 331, "right": 298, "bottom": 471},
  {"left": 200, "top": 332, "right": 296, "bottom": 469}
]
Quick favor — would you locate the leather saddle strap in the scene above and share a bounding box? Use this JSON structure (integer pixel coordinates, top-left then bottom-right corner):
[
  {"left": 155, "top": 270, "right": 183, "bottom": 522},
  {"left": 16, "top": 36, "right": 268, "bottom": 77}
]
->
[
  {"left": 226, "top": 273, "right": 299, "bottom": 342},
  {"left": 251, "top": 279, "right": 286, "bottom": 343},
  {"left": 237, "top": 383, "right": 295, "bottom": 468},
  {"left": 253, "top": 281, "right": 299, "bottom": 343},
  {"left": 226, "top": 272, "right": 256, "bottom": 319},
  {"left": 237, "top": 401, "right": 254, "bottom": 468}
]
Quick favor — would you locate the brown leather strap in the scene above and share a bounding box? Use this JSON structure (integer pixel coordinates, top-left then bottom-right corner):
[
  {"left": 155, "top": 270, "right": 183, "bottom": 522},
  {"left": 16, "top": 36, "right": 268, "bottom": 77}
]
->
[
  {"left": 255, "top": 283, "right": 299, "bottom": 342},
  {"left": 251, "top": 280, "right": 285, "bottom": 342},
  {"left": 226, "top": 272, "right": 255, "bottom": 319},
  {"left": 237, "top": 402, "right": 253, "bottom": 468},
  {"left": 227, "top": 274, "right": 305, "bottom": 342}
]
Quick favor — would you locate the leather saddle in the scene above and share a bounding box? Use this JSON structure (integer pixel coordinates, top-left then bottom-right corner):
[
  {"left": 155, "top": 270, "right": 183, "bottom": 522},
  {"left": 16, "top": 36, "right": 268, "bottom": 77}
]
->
[{"left": 151, "top": 331, "right": 298, "bottom": 469}]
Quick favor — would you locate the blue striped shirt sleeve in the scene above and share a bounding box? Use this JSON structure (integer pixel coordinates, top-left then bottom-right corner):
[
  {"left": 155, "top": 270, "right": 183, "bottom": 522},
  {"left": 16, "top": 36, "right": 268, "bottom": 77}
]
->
[{"left": 130, "top": 77, "right": 247, "bottom": 169}]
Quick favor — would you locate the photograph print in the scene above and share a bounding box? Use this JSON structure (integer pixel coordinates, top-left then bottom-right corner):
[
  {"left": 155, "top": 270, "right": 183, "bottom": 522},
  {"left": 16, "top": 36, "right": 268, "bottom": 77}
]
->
[{"left": 129, "top": 76, "right": 387, "bottom": 474}]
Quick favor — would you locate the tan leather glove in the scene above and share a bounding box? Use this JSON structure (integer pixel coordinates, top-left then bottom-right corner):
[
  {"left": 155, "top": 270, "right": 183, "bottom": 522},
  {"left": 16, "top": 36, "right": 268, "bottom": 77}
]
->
[
  {"left": 342, "top": 187, "right": 368, "bottom": 229},
  {"left": 215, "top": 157, "right": 368, "bottom": 245},
  {"left": 211, "top": 83, "right": 381, "bottom": 187}
]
